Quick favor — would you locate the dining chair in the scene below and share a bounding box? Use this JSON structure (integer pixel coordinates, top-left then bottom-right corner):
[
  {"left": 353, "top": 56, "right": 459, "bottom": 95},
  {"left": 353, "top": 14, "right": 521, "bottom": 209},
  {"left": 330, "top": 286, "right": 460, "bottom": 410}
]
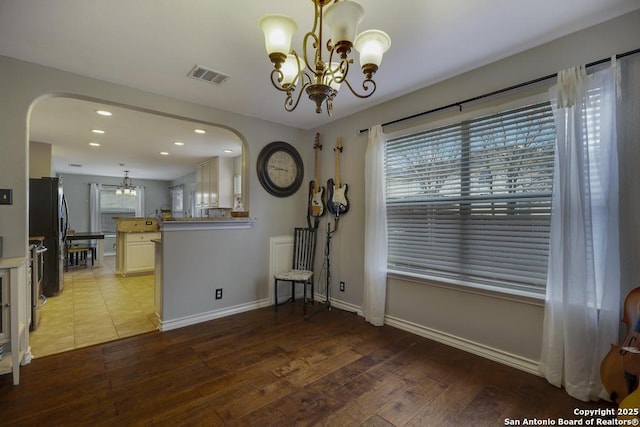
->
[
  {"left": 274, "top": 227, "right": 318, "bottom": 316},
  {"left": 64, "top": 229, "right": 93, "bottom": 271}
]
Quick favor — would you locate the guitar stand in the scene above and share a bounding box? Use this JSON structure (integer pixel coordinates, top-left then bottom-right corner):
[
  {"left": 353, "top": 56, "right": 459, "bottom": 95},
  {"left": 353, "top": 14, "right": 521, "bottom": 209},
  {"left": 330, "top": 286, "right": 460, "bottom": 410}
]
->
[
  {"left": 305, "top": 210, "right": 339, "bottom": 320},
  {"left": 307, "top": 214, "right": 320, "bottom": 230}
]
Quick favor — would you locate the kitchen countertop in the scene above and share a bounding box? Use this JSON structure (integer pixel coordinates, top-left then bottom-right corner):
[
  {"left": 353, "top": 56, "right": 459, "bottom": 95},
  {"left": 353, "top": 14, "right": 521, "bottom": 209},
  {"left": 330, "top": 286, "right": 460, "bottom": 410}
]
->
[
  {"left": 116, "top": 217, "right": 159, "bottom": 233},
  {"left": 0, "top": 256, "right": 27, "bottom": 268},
  {"left": 160, "top": 217, "right": 255, "bottom": 231}
]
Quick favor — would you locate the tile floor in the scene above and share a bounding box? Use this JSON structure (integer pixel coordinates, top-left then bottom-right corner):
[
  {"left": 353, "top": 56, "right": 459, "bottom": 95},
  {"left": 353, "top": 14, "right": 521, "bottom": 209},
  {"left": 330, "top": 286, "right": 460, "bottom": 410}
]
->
[{"left": 29, "top": 255, "right": 158, "bottom": 358}]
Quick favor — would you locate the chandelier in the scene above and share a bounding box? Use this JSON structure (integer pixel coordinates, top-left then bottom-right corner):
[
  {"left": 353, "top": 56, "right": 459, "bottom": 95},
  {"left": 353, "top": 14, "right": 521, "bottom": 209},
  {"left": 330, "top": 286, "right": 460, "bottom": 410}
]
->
[
  {"left": 115, "top": 170, "right": 137, "bottom": 196},
  {"left": 259, "top": 0, "right": 391, "bottom": 115}
]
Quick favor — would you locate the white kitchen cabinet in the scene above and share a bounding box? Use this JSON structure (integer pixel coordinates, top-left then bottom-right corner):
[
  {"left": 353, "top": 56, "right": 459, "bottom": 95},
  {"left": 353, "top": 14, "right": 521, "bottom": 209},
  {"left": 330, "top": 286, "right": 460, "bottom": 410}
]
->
[
  {"left": 0, "top": 270, "right": 8, "bottom": 342},
  {"left": 117, "top": 232, "right": 161, "bottom": 276},
  {"left": 0, "top": 258, "right": 29, "bottom": 385},
  {"left": 195, "top": 157, "right": 234, "bottom": 210},
  {"left": 125, "top": 232, "right": 159, "bottom": 274},
  {"left": 195, "top": 159, "right": 211, "bottom": 209}
]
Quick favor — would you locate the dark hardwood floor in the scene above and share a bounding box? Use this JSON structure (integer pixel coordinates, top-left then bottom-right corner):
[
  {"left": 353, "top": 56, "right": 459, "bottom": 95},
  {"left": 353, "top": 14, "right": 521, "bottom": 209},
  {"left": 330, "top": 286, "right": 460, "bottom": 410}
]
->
[{"left": 0, "top": 301, "right": 615, "bottom": 426}]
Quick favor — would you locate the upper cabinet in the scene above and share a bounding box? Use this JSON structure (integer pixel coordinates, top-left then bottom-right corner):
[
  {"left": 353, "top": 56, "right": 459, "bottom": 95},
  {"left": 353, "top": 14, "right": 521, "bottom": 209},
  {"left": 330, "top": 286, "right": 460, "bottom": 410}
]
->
[{"left": 196, "top": 156, "right": 234, "bottom": 210}]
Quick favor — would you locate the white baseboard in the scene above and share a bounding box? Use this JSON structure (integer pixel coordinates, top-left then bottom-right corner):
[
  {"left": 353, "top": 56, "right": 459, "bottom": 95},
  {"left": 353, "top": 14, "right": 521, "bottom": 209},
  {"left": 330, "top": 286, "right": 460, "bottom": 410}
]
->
[
  {"left": 313, "top": 294, "right": 363, "bottom": 316},
  {"left": 384, "top": 314, "right": 541, "bottom": 377},
  {"left": 158, "top": 298, "right": 272, "bottom": 331}
]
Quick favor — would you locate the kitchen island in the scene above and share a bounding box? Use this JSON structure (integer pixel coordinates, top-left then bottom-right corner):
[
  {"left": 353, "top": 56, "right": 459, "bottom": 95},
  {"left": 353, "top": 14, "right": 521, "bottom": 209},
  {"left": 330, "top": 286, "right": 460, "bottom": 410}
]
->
[{"left": 115, "top": 217, "right": 160, "bottom": 277}]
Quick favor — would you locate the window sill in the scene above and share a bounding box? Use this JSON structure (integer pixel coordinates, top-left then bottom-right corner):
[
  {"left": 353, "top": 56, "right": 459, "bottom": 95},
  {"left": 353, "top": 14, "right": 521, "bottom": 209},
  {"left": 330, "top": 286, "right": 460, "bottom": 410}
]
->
[{"left": 387, "top": 269, "right": 545, "bottom": 307}]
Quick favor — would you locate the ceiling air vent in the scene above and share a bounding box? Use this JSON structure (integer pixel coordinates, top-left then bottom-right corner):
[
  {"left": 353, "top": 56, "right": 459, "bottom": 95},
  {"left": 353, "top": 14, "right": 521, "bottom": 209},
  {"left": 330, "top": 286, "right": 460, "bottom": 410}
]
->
[{"left": 187, "top": 65, "right": 230, "bottom": 86}]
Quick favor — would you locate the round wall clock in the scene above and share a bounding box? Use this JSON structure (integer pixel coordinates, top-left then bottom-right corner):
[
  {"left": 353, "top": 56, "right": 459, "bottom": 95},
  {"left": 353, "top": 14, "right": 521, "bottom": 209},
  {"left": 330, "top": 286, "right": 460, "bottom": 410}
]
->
[{"left": 256, "top": 141, "right": 304, "bottom": 197}]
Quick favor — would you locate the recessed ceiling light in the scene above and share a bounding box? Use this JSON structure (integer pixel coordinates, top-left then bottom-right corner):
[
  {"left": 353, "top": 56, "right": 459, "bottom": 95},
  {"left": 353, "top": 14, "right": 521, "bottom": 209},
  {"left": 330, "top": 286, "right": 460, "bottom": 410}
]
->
[
  {"left": 89, "top": 142, "right": 101, "bottom": 147},
  {"left": 174, "top": 141, "right": 184, "bottom": 146},
  {"left": 223, "top": 149, "right": 233, "bottom": 153},
  {"left": 91, "top": 129, "right": 105, "bottom": 134},
  {"left": 194, "top": 129, "right": 206, "bottom": 134},
  {"left": 96, "top": 110, "right": 112, "bottom": 116},
  {"left": 160, "top": 152, "right": 169, "bottom": 156}
]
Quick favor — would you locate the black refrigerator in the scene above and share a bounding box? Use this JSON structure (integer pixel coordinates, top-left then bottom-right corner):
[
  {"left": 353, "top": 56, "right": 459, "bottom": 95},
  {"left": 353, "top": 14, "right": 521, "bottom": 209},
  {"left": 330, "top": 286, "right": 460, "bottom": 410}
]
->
[{"left": 29, "top": 177, "right": 69, "bottom": 297}]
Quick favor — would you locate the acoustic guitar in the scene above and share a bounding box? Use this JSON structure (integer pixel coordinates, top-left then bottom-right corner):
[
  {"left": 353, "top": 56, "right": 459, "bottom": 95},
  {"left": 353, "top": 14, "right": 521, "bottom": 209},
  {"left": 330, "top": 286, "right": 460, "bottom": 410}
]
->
[
  {"left": 618, "top": 373, "right": 640, "bottom": 423},
  {"left": 616, "top": 345, "right": 640, "bottom": 423},
  {"left": 327, "top": 137, "right": 349, "bottom": 216},
  {"left": 600, "top": 287, "right": 640, "bottom": 403},
  {"left": 308, "top": 133, "right": 325, "bottom": 217}
]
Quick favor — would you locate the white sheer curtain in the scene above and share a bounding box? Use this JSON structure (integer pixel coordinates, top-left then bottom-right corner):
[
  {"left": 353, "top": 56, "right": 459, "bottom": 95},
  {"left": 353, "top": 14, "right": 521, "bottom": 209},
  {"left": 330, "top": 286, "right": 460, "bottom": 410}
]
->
[
  {"left": 89, "top": 183, "right": 102, "bottom": 232},
  {"left": 539, "top": 59, "right": 621, "bottom": 401},
  {"left": 363, "top": 125, "right": 388, "bottom": 326},
  {"left": 135, "top": 186, "right": 145, "bottom": 216}
]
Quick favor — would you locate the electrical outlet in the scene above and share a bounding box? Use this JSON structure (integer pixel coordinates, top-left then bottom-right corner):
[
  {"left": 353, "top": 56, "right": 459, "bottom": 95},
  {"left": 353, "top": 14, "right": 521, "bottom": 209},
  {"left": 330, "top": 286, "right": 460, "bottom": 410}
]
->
[
  {"left": 215, "top": 288, "right": 223, "bottom": 300},
  {"left": 0, "top": 189, "right": 13, "bottom": 205},
  {"left": 339, "top": 281, "right": 345, "bottom": 292}
]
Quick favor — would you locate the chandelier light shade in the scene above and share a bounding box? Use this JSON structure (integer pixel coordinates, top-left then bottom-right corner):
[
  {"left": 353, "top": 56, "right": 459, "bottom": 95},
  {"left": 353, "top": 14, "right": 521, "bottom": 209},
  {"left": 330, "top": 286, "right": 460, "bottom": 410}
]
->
[
  {"left": 354, "top": 29, "right": 391, "bottom": 76},
  {"left": 259, "top": 0, "right": 391, "bottom": 115},
  {"left": 323, "top": 1, "right": 364, "bottom": 46},
  {"left": 116, "top": 170, "right": 137, "bottom": 196},
  {"left": 281, "top": 54, "right": 304, "bottom": 86},
  {"left": 259, "top": 14, "right": 298, "bottom": 63}
]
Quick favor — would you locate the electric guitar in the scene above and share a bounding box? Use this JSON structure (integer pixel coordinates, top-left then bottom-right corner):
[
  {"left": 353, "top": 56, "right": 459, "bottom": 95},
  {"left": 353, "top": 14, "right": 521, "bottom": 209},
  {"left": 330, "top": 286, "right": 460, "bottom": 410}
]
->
[
  {"left": 308, "top": 133, "right": 325, "bottom": 217},
  {"left": 327, "top": 137, "right": 350, "bottom": 216}
]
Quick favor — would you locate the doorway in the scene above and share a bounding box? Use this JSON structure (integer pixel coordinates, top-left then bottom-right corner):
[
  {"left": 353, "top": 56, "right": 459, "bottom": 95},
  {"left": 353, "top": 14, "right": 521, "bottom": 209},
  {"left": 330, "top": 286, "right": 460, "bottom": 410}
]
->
[{"left": 27, "top": 95, "right": 247, "bottom": 357}]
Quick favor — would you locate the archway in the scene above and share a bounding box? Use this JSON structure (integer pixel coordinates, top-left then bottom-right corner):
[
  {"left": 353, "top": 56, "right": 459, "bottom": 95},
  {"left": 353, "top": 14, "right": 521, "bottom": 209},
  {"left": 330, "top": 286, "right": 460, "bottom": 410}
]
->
[{"left": 27, "top": 94, "right": 249, "bottom": 356}]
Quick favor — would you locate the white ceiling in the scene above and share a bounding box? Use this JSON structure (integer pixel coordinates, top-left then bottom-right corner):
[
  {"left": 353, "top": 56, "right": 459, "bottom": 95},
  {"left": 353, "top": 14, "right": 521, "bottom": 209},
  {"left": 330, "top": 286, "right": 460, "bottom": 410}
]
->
[
  {"left": 29, "top": 97, "right": 243, "bottom": 181},
  {"left": 2, "top": 0, "right": 639, "bottom": 180}
]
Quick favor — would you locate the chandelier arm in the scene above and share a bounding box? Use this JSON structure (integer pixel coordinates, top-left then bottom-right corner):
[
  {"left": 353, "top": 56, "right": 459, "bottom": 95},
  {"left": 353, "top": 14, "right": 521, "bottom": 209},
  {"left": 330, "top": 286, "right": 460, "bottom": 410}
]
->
[
  {"left": 302, "top": 31, "right": 320, "bottom": 76},
  {"left": 341, "top": 76, "right": 377, "bottom": 99},
  {"left": 284, "top": 73, "right": 313, "bottom": 112},
  {"left": 269, "top": 68, "right": 287, "bottom": 92},
  {"left": 309, "top": 0, "right": 322, "bottom": 36},
  {"left": 336, "top": 58, "right": 349, "bottom": 83},
  {"left": 323, "top": 47, "right": 352, "bottom": 87},
  {"left": 302, "top": 0, "right": 325, "bottom": 77}
]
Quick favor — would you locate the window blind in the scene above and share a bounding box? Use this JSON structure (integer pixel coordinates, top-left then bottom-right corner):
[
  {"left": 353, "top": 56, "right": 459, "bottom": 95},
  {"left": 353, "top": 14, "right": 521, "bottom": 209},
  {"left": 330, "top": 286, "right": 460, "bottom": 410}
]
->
[
  {"left": 385, "top": 102, "right": 555, "bottom": 293},
  {"left": 100, "top": 187, "right": 136, "bottom": 233}
]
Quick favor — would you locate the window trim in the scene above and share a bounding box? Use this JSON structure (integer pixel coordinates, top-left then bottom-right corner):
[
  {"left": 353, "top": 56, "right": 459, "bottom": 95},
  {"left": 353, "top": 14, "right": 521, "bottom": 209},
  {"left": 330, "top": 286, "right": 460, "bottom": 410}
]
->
[{"left": 387, "top": 269, "right": 545, "bottom": 305}]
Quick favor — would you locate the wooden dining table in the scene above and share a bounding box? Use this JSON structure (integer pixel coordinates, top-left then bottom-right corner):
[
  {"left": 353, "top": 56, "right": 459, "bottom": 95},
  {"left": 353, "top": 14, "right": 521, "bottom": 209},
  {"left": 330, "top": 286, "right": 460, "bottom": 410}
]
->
[{"left": 66, "top": 231, "right": 105, "bottom": 267}]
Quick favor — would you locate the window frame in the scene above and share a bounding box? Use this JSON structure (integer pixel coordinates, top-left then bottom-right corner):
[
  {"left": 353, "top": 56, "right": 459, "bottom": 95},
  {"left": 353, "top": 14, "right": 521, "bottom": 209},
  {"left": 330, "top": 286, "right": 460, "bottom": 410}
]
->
[
  {"left": 383, "top": 93, "right": 553, "bottom": 300},
  {"left": 99, "top": 185, "right": 137, "bottom": 233}
]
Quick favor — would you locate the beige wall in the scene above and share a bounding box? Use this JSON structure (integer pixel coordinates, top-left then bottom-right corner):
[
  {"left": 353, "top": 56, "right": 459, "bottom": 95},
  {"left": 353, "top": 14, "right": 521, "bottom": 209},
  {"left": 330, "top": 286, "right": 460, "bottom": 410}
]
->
[{"left": 311, "top": 10, "right": 640, "bottom": 368}]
